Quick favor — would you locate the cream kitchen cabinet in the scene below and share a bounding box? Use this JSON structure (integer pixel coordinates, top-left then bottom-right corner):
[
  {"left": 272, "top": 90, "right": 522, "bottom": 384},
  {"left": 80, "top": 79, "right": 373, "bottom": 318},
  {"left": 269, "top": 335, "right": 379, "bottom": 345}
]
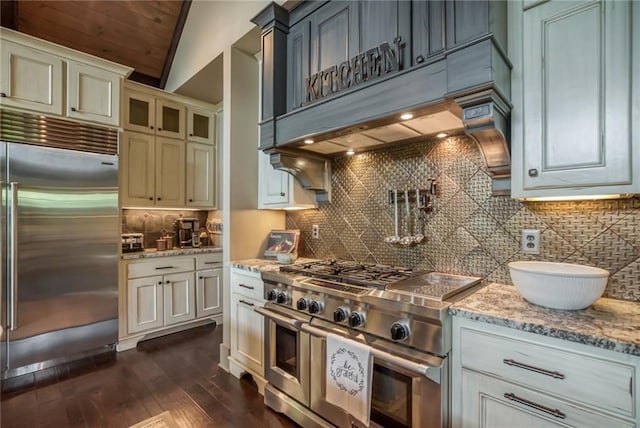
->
[
  {"left": 121, "top": 252, "right": 223, "bottom": 350},
  {"left": 187, "top": 106, "right": 215, "bottom": 145},
  {"left": 195, "top": 255, "right": 223, "bottom": 318},
  {"left": 0, "top": 28, "right": 130, "bottom": 126},
  {"left": 258, "top": 150, "right": 317, "bottom": 209},
  {"left": 452, "top": 317, "right": 639, "bottom": 428},
  {"left": 510, "top": 0, "right": 640, "bottom": 199},
  {"left": 229, "top": 267, "right": 267, "bottom": 392},
  {"left": 186, "top": 142, "right": 216, "bottom": 209},
  {"left": 120, "top": 132, "right": 185, "bottom": 208},
  {"left": 123, "top": 89, "right": 185, "bottom": 140}
]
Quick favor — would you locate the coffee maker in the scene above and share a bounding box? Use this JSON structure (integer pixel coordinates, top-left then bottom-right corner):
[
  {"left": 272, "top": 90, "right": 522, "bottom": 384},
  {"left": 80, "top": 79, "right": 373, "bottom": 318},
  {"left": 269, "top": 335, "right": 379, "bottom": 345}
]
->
[{"left": 174, "top": 218, "right": 201, "bottom": 248}]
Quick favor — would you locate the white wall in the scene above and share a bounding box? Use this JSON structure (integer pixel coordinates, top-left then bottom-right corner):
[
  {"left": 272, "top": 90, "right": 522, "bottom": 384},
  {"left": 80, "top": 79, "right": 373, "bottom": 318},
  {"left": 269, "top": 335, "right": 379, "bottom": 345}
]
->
[{"left": 165, "top": 0, "right": 273, "bottom": 92}]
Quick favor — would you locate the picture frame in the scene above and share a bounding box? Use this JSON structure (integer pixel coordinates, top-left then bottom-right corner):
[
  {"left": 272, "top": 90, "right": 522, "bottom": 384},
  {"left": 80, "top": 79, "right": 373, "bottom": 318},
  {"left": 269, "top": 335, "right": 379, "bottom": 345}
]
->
[{"left": 264, "top": 229, "right": 300, "bottom": 258}]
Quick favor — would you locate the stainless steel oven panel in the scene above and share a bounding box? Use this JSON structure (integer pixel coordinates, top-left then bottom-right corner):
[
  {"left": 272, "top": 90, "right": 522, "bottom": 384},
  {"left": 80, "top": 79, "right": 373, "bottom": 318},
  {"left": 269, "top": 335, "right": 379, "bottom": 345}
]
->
[
  {"left": 256, "top": 303, "right": 312, "bottom": 407},
  {"left": 305, "top": 321, "right": 447, "bottom": 428}
]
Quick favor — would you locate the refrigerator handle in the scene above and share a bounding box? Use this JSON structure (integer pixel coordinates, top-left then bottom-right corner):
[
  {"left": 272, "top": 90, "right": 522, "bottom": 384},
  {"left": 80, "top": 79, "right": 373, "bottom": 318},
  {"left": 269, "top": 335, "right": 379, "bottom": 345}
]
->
[{"left": 9, "top": 182, "right": 17, "bottom": 330}]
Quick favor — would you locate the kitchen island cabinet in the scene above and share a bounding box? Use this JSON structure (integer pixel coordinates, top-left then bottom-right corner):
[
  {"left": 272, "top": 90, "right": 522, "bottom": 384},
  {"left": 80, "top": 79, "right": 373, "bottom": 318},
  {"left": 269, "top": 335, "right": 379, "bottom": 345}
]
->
[
  {"left": 510, "top": 0, "right": 640, "bottom": 199},
  {"left": 451, "top": 284, "right": 640, "bottom": 428},
  {"left": 119, "top": 251, "right": 223, "bottom": 351}
]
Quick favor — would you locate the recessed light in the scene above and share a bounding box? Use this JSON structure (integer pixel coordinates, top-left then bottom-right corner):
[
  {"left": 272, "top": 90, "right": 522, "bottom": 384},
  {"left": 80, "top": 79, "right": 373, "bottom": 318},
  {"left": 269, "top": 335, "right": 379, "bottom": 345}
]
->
[
  {"left": 346, "top": 149, "right": 355, "bottom": 156},
  {"left": 303, "top": 139, "right": 314, "bottom": 144},
  {"left": 436, "top": 132, "right": 448, "bottom": 138},
  {"left": 400, "top": 113, "right": 413, "bottom": 120}
]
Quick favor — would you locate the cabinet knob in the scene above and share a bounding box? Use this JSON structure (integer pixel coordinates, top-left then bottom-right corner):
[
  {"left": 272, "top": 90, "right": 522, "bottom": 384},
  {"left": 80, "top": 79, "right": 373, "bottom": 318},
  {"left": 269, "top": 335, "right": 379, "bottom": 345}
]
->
[
  {"left": 189, "top": 133, "right": 193, "bottom": 137},
  {"left": 280, "top": 192, "right": 285, "bottom": 197},
  {"left": 166, "top": 280, "right": 170, "bottom": 284},
  {"left": 0, "top": 92, "right": 7, "bottom": 98},
  {"left": 199, "top": 276, "right": 203, "bottom": 279},
  {"left": 158, "top": 281, "right": 162, "bottom": 285},
  {"left": 189, "top": 198, "right": 193, "bottom": 202},
  {"left": 528, "top": 168, "right": 539, "bottom": 177},
  {"left": 157, "top": 197, "right": 161, "bottom": 201},
  {"left": 71, "top": 107, "right": 77, "bottom": 112},
  {"left": 158, "top": 128, "right": 162, "bottom": 131},
  {"left": 416, "top": 55, "right": 424, "bottom": 64},
  {"left": 149, "top": 197, "right": 153, "bottom": 200},
  {"left": 150, "top": 126, "right": 154, "bottom": 130}
]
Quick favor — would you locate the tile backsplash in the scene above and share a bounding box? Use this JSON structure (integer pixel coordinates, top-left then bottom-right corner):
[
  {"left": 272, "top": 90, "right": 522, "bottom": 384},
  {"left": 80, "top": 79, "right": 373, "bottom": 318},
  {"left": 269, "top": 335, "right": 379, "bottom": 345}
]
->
[
  {"left": 286, "top": 136, "right": 640, "bottom": 302},
  {"left": 122, "top": 210, "right": 209, "bottom": 249}
]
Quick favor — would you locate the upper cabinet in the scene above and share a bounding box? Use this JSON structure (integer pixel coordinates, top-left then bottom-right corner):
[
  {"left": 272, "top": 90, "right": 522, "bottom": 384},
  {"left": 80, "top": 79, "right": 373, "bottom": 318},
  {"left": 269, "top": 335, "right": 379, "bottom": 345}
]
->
[
  {"left": 123, "top": 90, "right": 185, "bottom": 139},
  {"left": 120, "top": 81, "right": 218, "bottom": 210},
  {"left": 0, "top": 28, "right": 132, "bottom": 127},
  {"left": 510, "top": 0, "right": 639, "bottom": 199},
  {"left": 258, "top": 150, "right": 317, "bottom": 209}
]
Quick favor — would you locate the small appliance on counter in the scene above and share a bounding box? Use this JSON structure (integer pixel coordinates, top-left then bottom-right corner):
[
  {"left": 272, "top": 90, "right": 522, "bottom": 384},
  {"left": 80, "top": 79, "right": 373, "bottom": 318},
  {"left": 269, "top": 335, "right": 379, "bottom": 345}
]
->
[
  {"left": 174, "top": 218, "right": 201, "bottom": 248},
  {"left": 121, "top": 233, "right": 144, "bottom": 253}
]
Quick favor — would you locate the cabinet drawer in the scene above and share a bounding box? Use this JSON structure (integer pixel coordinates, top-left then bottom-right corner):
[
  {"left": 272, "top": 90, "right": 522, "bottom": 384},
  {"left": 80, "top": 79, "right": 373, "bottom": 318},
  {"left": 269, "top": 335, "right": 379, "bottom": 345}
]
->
[
  {"left": 128, "top": 257, "right": 194, "bottom": 279},
  {"left": 460, "top": 327, "right": 635, "bottom": 418},
  {"left": 196, "top": 252, "right": 222, "bottom": 270},
  {"left": 230, "top": 270, "right": 264, "bottom": 300}
]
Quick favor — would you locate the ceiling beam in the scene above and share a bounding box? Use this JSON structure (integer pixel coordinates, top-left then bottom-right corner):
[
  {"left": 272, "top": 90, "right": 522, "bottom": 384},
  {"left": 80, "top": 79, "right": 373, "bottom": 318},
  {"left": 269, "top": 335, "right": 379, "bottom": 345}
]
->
[
  {"left": 1, "top": 0, "right": 17, "bottom": 29},
  {"left": 159, "top": 0, "right": 192, "bottom": 89}
]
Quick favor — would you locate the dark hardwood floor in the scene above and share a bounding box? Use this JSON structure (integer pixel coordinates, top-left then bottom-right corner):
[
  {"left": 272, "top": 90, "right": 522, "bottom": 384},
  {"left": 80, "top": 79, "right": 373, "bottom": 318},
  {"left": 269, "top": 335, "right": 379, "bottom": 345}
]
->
[{"left": 1, "top": 324, "right": 299, "bottom": 428}]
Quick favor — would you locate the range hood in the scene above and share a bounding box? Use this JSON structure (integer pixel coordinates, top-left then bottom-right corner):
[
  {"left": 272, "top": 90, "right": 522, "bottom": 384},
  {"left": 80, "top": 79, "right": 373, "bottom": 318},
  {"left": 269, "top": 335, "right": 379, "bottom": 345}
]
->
[{"left": 253, "top": 1, "right": 512, "bottom": 204}]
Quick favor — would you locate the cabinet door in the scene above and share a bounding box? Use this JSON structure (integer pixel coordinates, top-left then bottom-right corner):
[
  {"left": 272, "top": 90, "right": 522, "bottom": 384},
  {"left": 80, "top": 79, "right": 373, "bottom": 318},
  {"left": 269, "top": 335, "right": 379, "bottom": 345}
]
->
[
  {"left": 127, "top": 275, "right": 163, "bottom": 334},
  {"left": 163, "top": 271, "right": 195, "bottom": 326},
  {"left": 460, "top": 369, "right": 635, "bottom": 428},
  {"left": 123, "top": 90, "right": 155, "bottom": 134},
  {"left": 521, "top": 0, "right": 633, "bottom": 190},
  {"left": 186, "top": 142, "right": 215, "bottom": 208},
  {"left": 309, "top": 1, "right": 359, "bottom": 73},
  {"left": 186, "top": 107, "right": 215, "bottom": 145},
  {"left": 155, "top": 137, "right": 185, "bottom": 207},
  {"left": 0, "top": 40, "right": 63, "bottom": 115},
  {"left": 67, "top": 61, "right": 120, "bottom": 126},
  {"left": 196, "top": 268, "right": 222, "bottom": 318},
  {"left": 412, "top": 0, "right": 445, "bottom": 64},
  {"left": 120, "top": 132, "right": 155, "bottom": 207},
  {"left": 156, "top": 98, "right": 185, "bottom": 139},
  {"left": 258, "top": 150, "right": 290, "bottom": 206},
  {"left": 230, "top": 293, "right": 264, "bottom": 375}
]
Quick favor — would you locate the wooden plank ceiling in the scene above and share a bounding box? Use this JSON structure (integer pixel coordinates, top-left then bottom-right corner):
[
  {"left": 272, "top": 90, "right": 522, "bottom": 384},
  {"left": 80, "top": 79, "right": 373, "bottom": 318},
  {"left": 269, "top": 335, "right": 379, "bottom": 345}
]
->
[{"left": 1, "top": 0, "right": 190, "bottom": 88}]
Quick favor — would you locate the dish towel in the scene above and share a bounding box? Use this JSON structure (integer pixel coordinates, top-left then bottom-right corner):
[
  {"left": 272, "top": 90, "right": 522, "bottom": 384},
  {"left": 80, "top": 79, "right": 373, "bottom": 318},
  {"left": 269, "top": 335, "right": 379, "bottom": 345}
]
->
[{"left": 326, "top": 333, "right": 373, "bottom": 427}]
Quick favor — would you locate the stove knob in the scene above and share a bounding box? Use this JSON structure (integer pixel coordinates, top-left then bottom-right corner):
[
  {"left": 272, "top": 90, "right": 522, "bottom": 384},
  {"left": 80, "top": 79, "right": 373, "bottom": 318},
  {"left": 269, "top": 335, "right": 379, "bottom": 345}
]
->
[
  {"left": 296, "top": 297, "right": 309, "bottom": 311},
  {"left": 308, "top": 300, "right": 324, "bottom": 314},
  {"left": 348, "top": 312, "right": 365, "bottom": 328},
  {"left": 333, "top": 307, "right": 350, "bottom": 323},
  {"left": 390, "top": 322, "right": 410, "bottom": 341},
  {"left": 267, "top": 289, "right": 278, "bottom": 301},
  {"left": 276, "top": 291, "right": 289, "bottom": 304}
]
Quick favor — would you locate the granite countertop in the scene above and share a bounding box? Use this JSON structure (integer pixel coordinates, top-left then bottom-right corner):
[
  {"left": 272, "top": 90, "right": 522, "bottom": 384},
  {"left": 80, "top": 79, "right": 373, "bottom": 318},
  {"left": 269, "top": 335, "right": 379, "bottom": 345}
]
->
[
  {"left": 122, "top": 247, "right": 222, "bottom": 260},
  {"left": 450, "top": 283, "right": 640, "bottom": 356},
  {"left": 231, "top": 257, "right": 318, "bottom": 274}
]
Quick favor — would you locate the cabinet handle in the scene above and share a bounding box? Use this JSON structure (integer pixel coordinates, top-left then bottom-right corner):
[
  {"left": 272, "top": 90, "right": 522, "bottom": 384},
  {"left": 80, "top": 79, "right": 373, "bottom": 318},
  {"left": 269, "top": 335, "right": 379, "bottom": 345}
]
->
[
  {"left": 503, "top": 393, "right": 566, "bottom": 419},
  {"left": 503, "top": 359, "right": 565, "bottom": 379},
  {"left": 416, "top": 55, "right": 424, "bottom": 64},
  {"left": 71, "top": 107, "right": 77, "bottom": 112},
  {"left": 0, "top": 92, "right": 6, "bottom": 97},
  {"left": 154, "top": 266, "right": 175, "bottom": 270},
  {"left": 238, "top": 283, "right": 255, "bottom": 290},
  {"left": 204, "top": 261, "right": 218, "bottom": 265},
  {"left": 239, "top": 299, "right": 254, "bottom": 307},
  {"left": 528, "top": 168, "right": 539, "bottom": 177}
]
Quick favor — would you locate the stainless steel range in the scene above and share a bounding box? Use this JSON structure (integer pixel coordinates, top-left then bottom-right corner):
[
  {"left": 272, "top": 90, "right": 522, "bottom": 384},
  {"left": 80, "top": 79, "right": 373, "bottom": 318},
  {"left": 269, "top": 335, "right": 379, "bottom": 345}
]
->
[{"left": 257, "top": 260, "right": 482, "bottom": 428}]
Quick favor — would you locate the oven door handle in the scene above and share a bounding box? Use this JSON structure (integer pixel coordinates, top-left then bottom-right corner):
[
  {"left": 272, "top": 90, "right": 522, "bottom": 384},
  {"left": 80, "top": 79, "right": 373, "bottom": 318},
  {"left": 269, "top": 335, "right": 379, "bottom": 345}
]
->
[
  {"left": 301, "top": 324, "right": 442, "bottom": 384},
  {"left": 255, "top": 306, "right": 305, "bottom": 329}
]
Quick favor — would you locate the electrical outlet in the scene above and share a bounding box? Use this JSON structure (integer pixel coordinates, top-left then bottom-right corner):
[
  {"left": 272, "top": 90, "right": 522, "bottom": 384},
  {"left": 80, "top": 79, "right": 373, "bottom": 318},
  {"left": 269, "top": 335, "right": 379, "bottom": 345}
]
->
[
  {"left": 521, "top": 229, "right": 540, "bottom": 254},
  {"left": 312, "top": 224, "right": 320, "bottom": 239}
]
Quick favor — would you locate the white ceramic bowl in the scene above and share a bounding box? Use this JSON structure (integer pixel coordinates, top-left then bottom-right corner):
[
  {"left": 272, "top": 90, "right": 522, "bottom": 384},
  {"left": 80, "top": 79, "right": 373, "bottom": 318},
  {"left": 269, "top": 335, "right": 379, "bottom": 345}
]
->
[
  {"left": 508, "top": 261, "right": 609, "bottom": 310},
  {"left": 277, "top": 253, "right": 297, "bottom": 265}
]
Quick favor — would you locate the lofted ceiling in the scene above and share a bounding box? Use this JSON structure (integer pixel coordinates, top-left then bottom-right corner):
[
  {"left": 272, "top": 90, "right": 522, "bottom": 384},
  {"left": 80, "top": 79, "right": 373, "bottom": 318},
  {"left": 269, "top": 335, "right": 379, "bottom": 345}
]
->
[{"left": 0, "top": 0, "right": 190, "bottom": 89}]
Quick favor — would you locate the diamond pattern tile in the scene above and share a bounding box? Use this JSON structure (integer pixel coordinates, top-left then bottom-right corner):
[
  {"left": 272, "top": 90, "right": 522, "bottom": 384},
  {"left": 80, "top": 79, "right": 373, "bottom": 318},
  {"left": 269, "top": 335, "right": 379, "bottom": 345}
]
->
[{"left": 286, "top": 135, "right": 640, "bottom": 302}]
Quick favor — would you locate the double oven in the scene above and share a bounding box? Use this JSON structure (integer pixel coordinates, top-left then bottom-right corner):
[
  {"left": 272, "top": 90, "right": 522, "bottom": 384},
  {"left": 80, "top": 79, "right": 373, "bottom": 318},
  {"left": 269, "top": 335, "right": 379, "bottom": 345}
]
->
[{"left": 254, "top": 263, "right": 484, "bottom": 428}]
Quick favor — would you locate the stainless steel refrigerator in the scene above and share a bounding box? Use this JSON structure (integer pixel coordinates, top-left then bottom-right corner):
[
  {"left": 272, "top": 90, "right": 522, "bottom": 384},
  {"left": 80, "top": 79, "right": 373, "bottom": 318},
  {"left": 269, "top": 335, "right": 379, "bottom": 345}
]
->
[{"left": 0, "top": 110, "right": 119, "bottom": 379}]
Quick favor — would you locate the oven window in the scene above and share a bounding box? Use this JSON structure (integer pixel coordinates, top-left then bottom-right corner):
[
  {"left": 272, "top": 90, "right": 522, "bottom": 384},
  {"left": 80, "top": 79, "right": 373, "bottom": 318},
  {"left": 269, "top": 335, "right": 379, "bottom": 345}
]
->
[
  {"left": 275, "top": 324, "right": 298, "bottom": 377},
  {"left": 371, "top": 364, "right": 412, "bottom": 428}
]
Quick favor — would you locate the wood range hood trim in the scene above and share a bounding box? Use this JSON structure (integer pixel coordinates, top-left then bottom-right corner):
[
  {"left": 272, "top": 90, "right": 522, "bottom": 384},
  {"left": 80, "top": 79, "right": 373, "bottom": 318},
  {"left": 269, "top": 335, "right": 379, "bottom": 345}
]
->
[{"left": 254, "top": 1, "right": 512, "bottom": 204}]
